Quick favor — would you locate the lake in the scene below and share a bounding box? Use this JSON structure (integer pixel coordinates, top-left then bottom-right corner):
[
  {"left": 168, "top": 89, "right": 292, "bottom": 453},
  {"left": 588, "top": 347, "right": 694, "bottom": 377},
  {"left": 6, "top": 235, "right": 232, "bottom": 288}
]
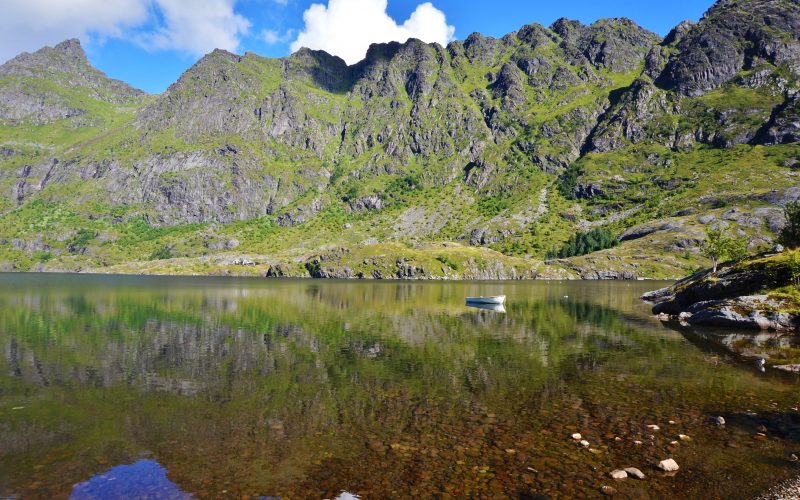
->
[{"left": 1, "top": 274, "right": 799, "bottom": 499}]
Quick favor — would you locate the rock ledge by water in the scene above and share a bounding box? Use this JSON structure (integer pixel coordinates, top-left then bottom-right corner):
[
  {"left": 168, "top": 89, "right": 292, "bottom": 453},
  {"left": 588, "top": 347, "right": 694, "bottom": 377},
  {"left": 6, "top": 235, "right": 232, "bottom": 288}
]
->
[{"left": 643, "top": 251, "right": 799, "bottom": 333}]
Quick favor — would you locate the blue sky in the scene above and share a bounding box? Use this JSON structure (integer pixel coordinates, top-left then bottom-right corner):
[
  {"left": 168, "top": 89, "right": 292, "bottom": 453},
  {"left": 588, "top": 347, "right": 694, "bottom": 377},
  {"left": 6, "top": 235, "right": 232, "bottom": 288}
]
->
[{"left": 2, "top": 0, "right": 714, "bottom": 94}]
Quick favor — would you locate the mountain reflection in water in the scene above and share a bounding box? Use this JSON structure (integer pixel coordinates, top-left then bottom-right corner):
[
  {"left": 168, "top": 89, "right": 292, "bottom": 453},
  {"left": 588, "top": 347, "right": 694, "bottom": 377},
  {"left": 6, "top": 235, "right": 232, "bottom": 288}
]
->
[{"left": 1, "top": 274, "right": 799, "bottom": 499}]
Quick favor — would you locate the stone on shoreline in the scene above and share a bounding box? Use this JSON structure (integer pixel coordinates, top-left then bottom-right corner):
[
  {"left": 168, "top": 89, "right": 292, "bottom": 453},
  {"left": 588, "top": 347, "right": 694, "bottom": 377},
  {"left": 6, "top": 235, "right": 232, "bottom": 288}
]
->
[
  {"left": 658, "top": 458, "right": 680, "bottom": 472},
  {"left": 624, "top": 467, "right": 646, "bottom": 479},
  {"left": 609, "top": 470, "right": 628, "bottom": 480}
]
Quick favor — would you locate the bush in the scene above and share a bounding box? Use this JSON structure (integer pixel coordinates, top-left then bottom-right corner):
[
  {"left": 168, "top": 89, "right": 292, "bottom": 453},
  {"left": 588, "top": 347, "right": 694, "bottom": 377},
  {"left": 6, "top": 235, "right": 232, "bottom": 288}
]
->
[
  {"left": 548, "top": 227, "right": 618, "bottom": 258},
  {"left": 557, "top": 163, "right": 582, "bottom": 199},
  {"left": 148, "top": 245, "right": 173, "bottom": 260},
  {"left": 435, "top": 255, "right": 460, "bottom": 271},
  {"left": 66, "top": 228, "right": 96, "bottom": 253},
  {"left": 477, "top": 195, "right": 511, "bottom": 217},
  {"left": 779, "top": 200, "right": 800, "bottom": 249},
  {"left": 788, "top": 252, "right": 800, "bottom": 286}
]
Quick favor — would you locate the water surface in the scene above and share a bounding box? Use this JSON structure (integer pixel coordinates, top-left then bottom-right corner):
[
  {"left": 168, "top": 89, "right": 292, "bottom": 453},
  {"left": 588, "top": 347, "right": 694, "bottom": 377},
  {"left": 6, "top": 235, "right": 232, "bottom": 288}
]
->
[{"left": 1, "top": 274, "right": 799, "bottom": 499}]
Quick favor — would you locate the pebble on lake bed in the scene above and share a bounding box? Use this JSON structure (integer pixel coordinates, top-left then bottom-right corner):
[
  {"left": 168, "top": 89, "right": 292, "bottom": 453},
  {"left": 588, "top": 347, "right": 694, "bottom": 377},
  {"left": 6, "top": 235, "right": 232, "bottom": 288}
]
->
[
  {"left": 571, "top": 433, "right": 582, "bottom": 440},
  {"left": 580, "top": 440, "right": 590, "bottom": 447},
  {"left": 678, "top": 434, "right": 691, "bottom": 442},
  {"left": 609, "top": 470, "right": 628, "bottom": 480},
  {"left": 712, "top": 416, "right": 726, "bottom": 426},
  {"left": 647, "top": 425, "right": 660, "bottom": 431},
  {"left": 601, "top": 485, "right": 617, "bottom": 495},
  {"left": 624, "top": 467, "right": 646, "bottom": 480},
  {"left": 658, "top": 459, "right": 680, "bottom": 472}
]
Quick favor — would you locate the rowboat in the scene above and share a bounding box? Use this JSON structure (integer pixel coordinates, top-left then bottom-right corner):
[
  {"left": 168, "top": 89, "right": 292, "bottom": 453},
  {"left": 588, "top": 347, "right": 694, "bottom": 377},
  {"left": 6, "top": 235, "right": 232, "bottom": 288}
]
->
[
  {"left": 466, "top": 303, "right": 506, "bottom": 313},
  {"left": 465, "top": 295, "right": 506, "bottom": 305}
]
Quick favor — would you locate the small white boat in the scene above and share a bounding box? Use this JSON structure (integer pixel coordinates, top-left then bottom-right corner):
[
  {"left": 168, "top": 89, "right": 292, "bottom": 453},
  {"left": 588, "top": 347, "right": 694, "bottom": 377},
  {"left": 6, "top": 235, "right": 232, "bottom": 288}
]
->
[
  {"left": 466, "top": 303, "right": 506, "bottom": 313},
  {"left": 465, "top": 295, "right": 506, "bottom": 305}
]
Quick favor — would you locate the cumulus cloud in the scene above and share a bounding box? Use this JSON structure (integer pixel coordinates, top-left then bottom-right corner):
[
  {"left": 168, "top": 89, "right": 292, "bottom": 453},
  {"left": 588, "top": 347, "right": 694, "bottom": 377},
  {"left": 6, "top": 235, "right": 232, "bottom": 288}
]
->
[
  {"left": 290, "top": 0, "right": 455, "bottom": 65},
  {"left": 0, "top": 0, "right": 251, "bottom": 63},
  {"left": 261, "top": 29, "right": 295, "bottom": 45},
  {"left": 0, "top": 0, "right": 149, "bottom": 62},
  {"left": 138, "top": 0, "right": 251, "bottom": 55}
]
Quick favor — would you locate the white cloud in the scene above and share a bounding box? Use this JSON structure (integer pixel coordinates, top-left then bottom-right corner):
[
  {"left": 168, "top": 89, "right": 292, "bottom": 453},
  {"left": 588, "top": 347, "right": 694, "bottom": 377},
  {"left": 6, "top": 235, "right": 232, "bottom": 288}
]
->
[
  {"left": 0, "top": 0, "right": 150, "bottom": 63},
  {"left": 0, "top": 0, "right": 251, "bottom": 64},
  {"left": 138, "top": 0, "right": 251, "bottom": 55},
  {"left": 290, "top": 0, "right": 455, "bottom": 65},
  {"left": 261, "top": 29, "right": 295, "bottom": 45}
]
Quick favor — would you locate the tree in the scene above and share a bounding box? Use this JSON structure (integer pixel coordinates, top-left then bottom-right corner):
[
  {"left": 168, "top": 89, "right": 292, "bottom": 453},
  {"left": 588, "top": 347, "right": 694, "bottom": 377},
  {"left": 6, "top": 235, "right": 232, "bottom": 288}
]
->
[
  {"left": 779, "top": 200, "right": 800, "bottom": 249},
  {"left": 701, "top": 227, "right": 728, "bottom": 272},
  {"left": 726, "top": 235, "right": 749, "bottom": 263},
  {"left": 789, "top": 252, "right": 800, "bottom": 287},
  {"left": 701, "top": 227, "right": 750, "bottom": 273}
]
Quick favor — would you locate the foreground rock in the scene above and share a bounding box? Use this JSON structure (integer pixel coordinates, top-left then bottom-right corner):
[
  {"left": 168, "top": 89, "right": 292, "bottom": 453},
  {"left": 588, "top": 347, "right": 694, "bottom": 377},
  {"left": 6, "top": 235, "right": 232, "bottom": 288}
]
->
[
  {"left": 644, "top": 251, "right": 800, "bottom": 332},
  {"left": 657, "top": 458, "right": 680, "bottom": 472}
]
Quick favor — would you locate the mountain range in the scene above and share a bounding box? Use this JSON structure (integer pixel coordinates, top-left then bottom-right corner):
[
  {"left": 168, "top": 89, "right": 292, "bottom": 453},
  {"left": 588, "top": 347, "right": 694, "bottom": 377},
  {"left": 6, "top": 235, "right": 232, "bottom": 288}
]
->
[{"left": 0, "top": 0, "right": 798, "bottom": 279}]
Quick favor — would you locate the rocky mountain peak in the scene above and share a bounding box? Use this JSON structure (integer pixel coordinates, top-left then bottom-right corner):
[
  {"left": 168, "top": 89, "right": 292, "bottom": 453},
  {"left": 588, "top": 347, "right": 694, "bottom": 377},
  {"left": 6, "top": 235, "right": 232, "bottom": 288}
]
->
[
  {"left": 656, "top": 0, "right": 800, "bottom": 96},
  {"left": 0, "top": 38, "right": 144, "bottom": 125},
  {"left": 553, "top": 17, "right": 660, "bottom": 72},
  {"left": 54, "top": 38, "right": 87, "bottom": 59},
  {"left": 662, "top": 20, "right": 696, "bottom": 46},
  {"left": 1, "top": 38, "right": 90, "bottom": 75}
]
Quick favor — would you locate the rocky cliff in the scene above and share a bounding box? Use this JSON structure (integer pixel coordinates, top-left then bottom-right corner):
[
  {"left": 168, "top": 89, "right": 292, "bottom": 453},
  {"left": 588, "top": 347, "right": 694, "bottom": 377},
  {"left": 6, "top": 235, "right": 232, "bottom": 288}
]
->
[{"left": 0, "top": 0, "right": 798, "bottom": 278}]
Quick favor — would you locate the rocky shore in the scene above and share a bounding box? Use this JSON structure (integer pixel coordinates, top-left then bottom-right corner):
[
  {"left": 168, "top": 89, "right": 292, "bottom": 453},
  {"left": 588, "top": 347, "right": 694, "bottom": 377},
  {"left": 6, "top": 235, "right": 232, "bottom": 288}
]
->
[{"left": 643, "top": 251, "right": 799, "bottom": 333}]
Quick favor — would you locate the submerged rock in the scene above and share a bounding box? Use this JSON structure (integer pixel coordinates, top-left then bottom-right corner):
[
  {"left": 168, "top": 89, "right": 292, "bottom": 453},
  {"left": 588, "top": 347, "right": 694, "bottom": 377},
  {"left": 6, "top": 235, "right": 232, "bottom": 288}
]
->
[
  {"left": 609, "top": 469, "right": 628, "bottom": 480},
  {"left": 624, "top": 467, "right": 646, "bottom": 480},
  {"left": 657, "top": 458, "right": 680, "bottom": 472}
]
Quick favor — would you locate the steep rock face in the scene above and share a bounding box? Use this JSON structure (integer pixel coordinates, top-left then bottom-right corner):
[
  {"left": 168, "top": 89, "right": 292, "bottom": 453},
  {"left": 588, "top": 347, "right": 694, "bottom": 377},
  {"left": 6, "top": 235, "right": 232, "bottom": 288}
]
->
[
  {"left": 759, "top": 94, "right": 800, "bottom": 144},
  {"left": 586, "top": 0, "right": 800, "bottom": 153},
  {"left": 551, "top": 17, "right": 660, "bottom": 72},
  {"left": 0, "top": 39, "right": 144, "bottom": 125},
  {"left": 587, "top": 78, "right": 676, "bottom": 152},
  {"left": 656, "top": 0, "right": 800, "bottom": 97}
]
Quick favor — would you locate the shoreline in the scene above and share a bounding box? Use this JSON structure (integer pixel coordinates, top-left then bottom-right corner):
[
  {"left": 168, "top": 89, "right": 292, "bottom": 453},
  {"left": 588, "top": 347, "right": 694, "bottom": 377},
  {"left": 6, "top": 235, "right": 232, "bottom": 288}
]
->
[
  {"left": 756, "top": 474, "right": 800, "bottom": 499},
  {"left": 0, "top": 268, "right": 677, "bottom": 281}
]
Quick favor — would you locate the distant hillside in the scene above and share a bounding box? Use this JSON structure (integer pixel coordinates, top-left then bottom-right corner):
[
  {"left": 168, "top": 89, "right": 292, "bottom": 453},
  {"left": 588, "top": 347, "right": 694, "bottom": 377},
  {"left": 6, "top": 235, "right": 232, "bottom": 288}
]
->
[{"left": 0, "top": 0, "right": 798, "bottom": 279}]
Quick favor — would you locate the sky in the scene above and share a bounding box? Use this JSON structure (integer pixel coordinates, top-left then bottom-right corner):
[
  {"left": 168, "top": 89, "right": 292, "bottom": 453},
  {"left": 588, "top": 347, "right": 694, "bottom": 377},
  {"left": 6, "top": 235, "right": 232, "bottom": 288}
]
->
[{"left": 0, "top": 0, "right": 715, "bottom": 94}]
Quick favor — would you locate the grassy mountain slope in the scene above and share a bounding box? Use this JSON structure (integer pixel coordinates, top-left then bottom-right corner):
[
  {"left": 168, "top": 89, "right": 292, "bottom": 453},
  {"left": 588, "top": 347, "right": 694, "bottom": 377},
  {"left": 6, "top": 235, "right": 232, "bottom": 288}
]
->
[{"left": 0, "top": 0, "right": 798, "bottom": 278}]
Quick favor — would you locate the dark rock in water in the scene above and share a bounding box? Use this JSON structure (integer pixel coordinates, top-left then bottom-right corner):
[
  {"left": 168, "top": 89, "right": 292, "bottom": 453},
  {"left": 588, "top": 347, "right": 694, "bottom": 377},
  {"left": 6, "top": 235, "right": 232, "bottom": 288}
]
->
[
  {"left": 645, "top": 251, "right": 799, "bottom": 332},
  {"left": 265, "top": 264, "right": 289, "bottom": 277},
  {"left": 685, "top": 296, "right": 798, "bottom": 331}
]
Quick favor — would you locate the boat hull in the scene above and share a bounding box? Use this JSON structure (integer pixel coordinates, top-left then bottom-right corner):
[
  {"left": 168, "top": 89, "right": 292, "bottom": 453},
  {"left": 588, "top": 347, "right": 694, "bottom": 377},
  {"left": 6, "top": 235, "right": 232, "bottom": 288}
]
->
[{"left": 465, "top": 295, "right": 506, "bottom": 305}]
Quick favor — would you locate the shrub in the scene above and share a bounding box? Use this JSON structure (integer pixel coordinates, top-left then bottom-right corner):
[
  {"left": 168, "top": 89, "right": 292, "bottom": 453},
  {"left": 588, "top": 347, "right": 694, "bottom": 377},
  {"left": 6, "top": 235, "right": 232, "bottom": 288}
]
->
[
  {"left": 66, "top": 228, "right": 96, "bottom": 253},
  {"left": 557, "top": 163, "right": 582, "bottom": 199},
  {"left": 435, "top": 255, "right": 460, "bottom": 271},
  {"left": 148, "top": 245, "right": 173, "bottom": 260},
  {"left": 477, "top": 195, "right": 511, "bottom": 217},
  {"left": 788, "top": 252, "right": 800, "bottom": 286},
  {"left": 779, "top": 200, "right": 800, "bottom": 249},
  {"left": 548, "top": 227, "right": 618, "bottom": 258}
]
